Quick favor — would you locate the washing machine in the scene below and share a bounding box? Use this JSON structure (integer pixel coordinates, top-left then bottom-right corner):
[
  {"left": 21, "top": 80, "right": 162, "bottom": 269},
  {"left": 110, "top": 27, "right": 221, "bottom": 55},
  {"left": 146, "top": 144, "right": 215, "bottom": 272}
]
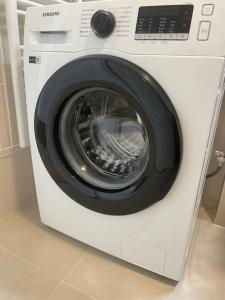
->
[{"left": 24, "top": 0, "right": 225, "bottom": 280}]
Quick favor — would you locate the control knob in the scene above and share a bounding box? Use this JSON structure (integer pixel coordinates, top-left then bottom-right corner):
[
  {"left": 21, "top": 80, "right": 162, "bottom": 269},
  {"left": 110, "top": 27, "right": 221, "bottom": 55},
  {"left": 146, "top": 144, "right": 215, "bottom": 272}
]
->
[{"left": 91, "top": 10, "right": 116, "bottom": 38}]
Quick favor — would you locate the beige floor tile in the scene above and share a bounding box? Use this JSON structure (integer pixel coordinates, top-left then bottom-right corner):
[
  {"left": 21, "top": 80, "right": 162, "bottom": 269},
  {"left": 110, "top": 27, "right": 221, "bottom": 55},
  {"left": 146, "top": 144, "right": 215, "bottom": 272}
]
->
[
  {"left": 47, "top": 283, "right": 95, "bottom": 300},
  {"left": 0, "top": 155, "right": 20, "bottom": 219},
  {"left": 0, "top": 202, "right": 87, "bottom": 279},
  {"left": 65, "top": 248, "right": 174, "bottom": 300},
  {"left": 198, "top": 204, "right": 215, "bottom": 222},
  {"left": 65, "top": 219, "right": 225, "bottom": 300},
  {"left": 164, "top": 220, "right": 225, "bottom": 300},
  {"left": 0, "top": 247, "right": 58, "bottom": 300},
  {"left": 1, "top": 200, "right": 224, "bottom": 300}
]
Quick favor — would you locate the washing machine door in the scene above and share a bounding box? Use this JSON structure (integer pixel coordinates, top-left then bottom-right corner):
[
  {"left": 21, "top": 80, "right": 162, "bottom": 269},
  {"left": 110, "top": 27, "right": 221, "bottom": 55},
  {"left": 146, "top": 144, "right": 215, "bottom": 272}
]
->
[{"left": 35, "top": 55, "right": 182, "bottom": 215}]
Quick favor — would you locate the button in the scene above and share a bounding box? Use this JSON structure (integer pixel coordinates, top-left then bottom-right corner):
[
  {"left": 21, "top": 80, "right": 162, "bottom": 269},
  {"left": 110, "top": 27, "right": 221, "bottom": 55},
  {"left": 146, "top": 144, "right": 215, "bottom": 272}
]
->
[
  {"left": 202, "top": 4, "right": 214, "bottom": 16},
  {"left": 143, "top": 34, "right": 149, "bottom": 40},
  {"left": 166, "top": 33, "right": 177, "bottom": 40},
  {"left": 176, "top": 33, "right": 189, "bottom": 40},
  {"left": 156, "top": 34, "right": 165, "bottom": 40},
  {"left": 138, "top": 34, "right": 146, "bottom": 40},
  {"left": 198, "top": 21, "right": 211, "bottom": 41},
  {"left": 140, "top": 34, "right": 146, "bottom": 40},
  {"left": 134, "top": 34, "right": 141, "bottom": 40},
  {"left": 145, "top": 34, "right": 154, "bottom": 40}
]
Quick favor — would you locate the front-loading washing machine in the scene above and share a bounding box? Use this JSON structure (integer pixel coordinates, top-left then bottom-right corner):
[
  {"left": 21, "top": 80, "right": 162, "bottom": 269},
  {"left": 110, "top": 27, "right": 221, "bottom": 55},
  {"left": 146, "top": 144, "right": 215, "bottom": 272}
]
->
[{"left": 24, "top": 0, "right": 225, "bottom": 280}]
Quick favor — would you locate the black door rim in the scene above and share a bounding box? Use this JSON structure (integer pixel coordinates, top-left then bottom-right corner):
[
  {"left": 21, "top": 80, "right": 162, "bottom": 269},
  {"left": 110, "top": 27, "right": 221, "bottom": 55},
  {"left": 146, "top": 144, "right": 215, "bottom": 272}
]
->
[{"left": 35, "top": 55, "right": 182, "bottom": 215}]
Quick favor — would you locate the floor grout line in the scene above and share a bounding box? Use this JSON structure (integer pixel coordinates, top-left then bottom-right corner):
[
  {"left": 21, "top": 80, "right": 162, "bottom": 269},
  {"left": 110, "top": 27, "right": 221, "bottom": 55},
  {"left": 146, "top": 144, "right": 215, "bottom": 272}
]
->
[
  {"left": 63, "top": 248, "right": 88, "bottom": 282},
  {"left": 61, "top": 281, "right": 99, "bottom": 300},
  {"left": 61, "top": 248, "right": 99, "bottom": 300},
  {"left": 21, "top": 258, "right": 63, "bottom": 281},
  {"left": 1, "top": 244, "right": 64, "bottom": 283},
  {"left": 0, "top": 245, "right": 62, "bottom": 300},
  {"left": 1, "top": 205, "right": 100, "bottom": 300},
  {"left": 0, "top": 210, "right": 90, "bottom": 283},
  {"left": 0, "top": 245, "right": 20, "bottom": 258},
  {"left": 45, "top": 280, "right": 63, "bottom": 300},
  {"left": 0, "top": 235, "right": 97, "bottom": 300},
  {"left": 45, "top": 248, "right": 98, "bottom": 300},
  {"left": 19, "top": 242, "right": 90, "bottom": 283},
  {"left": 0, "top": 245, "right": 63, "bottom": 282}
]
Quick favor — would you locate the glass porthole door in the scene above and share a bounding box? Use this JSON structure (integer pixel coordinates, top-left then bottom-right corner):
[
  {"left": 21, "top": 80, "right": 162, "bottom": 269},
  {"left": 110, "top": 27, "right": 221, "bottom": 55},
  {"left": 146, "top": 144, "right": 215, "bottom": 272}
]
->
[{"left": 59, "top": 87, "right": 149, "bottom": 190}]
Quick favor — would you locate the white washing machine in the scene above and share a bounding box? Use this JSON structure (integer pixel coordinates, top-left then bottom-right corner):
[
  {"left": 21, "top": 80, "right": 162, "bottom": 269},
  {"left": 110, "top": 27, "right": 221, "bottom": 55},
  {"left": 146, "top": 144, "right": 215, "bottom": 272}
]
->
[{"left": 24, "top": 0, "right": 225, "bottom": 280}]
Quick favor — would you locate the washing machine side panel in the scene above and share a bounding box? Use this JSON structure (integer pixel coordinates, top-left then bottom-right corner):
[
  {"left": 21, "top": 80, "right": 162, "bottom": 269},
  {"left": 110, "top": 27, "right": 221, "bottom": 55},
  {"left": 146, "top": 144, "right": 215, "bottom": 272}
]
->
[{"left": 24, "top": 52, "right": 225, "bottom": 280}]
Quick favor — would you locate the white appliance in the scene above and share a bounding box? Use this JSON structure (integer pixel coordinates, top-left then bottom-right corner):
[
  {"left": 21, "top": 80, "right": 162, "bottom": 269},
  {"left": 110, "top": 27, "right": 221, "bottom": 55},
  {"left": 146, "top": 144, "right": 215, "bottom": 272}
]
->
[{"left": 24, "top": 0, "right": 225, "bottom": 280}]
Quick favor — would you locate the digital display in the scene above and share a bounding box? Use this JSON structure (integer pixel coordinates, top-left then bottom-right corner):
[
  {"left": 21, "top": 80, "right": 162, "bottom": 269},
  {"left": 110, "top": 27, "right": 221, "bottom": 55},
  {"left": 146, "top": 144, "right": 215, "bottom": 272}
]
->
[{"left": 135, "top": 5, "right": 194, "bottom": 40}]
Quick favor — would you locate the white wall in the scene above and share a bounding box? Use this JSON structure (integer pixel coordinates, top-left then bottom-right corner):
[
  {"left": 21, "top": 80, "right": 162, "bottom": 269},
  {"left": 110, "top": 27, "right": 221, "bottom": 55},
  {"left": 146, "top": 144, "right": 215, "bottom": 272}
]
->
[{"left": 0, "top": 0, "right": 36, "bottom": 219}]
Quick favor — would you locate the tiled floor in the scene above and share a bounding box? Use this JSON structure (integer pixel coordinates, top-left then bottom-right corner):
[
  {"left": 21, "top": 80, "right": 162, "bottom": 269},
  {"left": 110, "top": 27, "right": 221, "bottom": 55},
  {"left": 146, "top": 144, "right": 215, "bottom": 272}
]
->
[{"left": 0, "top": 201, "right": 224, "bottom": 300}]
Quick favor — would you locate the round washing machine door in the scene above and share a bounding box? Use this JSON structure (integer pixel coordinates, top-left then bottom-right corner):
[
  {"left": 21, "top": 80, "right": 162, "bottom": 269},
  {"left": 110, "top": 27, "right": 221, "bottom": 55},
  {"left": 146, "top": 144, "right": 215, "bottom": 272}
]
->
[{"left": 35, "top": 55, "right": 182, "bottom": 215}]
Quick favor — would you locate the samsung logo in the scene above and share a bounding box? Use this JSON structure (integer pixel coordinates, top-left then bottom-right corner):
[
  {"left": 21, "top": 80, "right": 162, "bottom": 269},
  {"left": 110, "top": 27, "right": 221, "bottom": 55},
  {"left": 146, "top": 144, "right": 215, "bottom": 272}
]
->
[{"left": 42, "top": 12, "right": 60, "bottom": 17}]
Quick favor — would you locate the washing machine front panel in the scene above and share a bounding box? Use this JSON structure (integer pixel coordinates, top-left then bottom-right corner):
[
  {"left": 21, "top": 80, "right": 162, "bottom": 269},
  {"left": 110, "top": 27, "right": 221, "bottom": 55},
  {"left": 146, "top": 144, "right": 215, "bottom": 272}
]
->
[
  {"left": 35, "top": 55, "right": 181, "bottom": 215},
  {"left": 24, "top": 0, "right": 225, "bottom": 280}
]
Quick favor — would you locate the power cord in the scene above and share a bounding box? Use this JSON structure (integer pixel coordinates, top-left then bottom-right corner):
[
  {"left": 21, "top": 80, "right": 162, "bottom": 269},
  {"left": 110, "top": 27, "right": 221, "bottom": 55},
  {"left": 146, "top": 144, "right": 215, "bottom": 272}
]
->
[{"left": 206, "top": 151, "right": 225, "bottom": 179}]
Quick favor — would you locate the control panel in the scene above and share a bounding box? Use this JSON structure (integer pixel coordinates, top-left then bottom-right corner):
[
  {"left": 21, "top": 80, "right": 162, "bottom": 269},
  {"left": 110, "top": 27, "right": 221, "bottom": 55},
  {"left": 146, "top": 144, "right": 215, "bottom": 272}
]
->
[
  {"left": 24, "top": 0, "right": 225, "bottom": 57},
  {"left": 135, "top": 5, "right": 194, "bottom": 40}
]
